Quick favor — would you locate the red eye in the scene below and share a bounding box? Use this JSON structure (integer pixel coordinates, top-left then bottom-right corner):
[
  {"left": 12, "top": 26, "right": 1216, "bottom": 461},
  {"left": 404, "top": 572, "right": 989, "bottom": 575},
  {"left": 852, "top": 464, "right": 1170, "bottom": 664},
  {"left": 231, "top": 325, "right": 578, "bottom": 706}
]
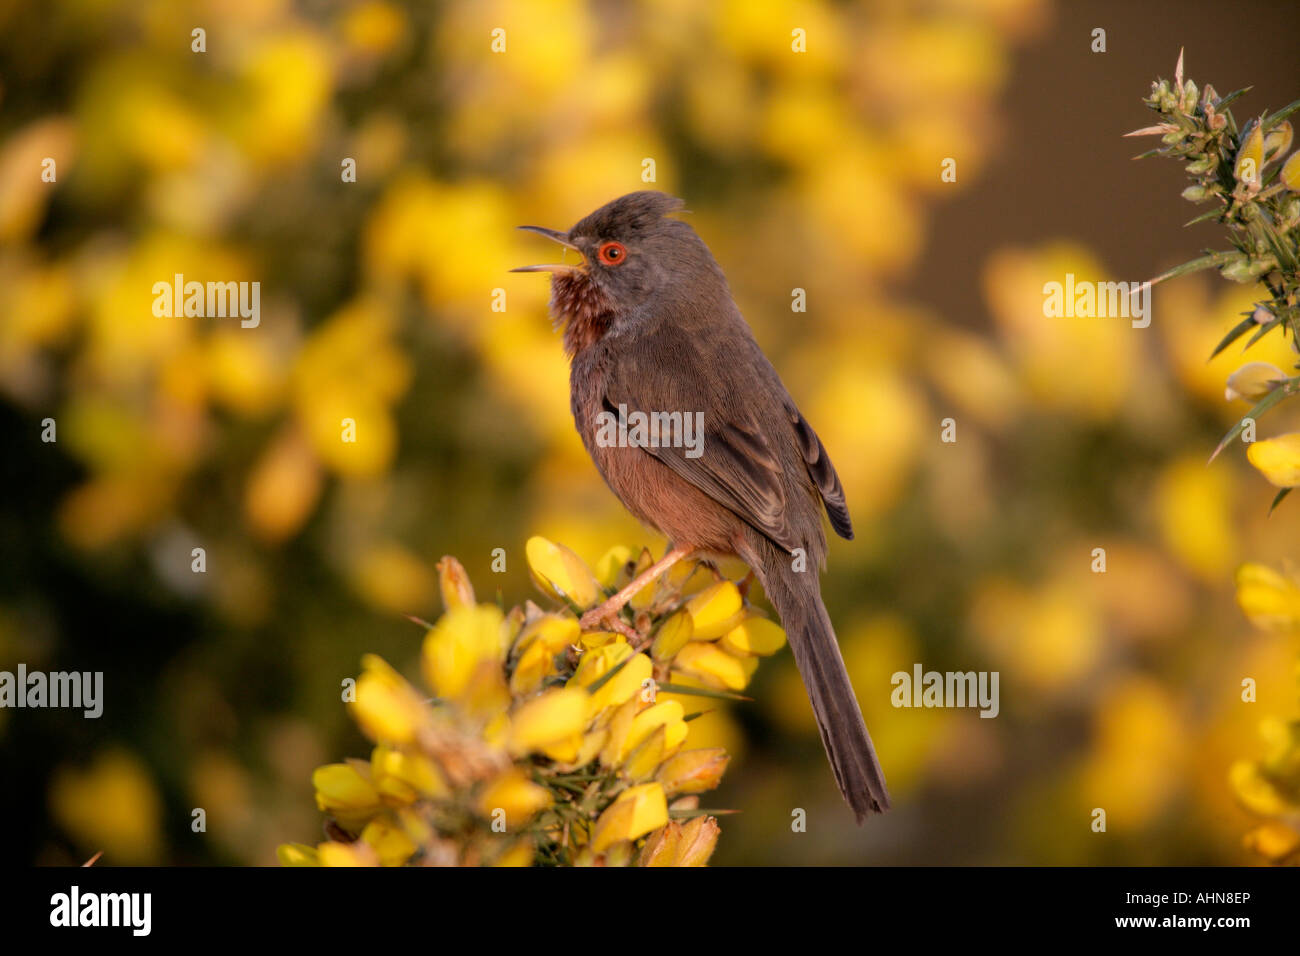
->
[{"left": 597, "top": 241, "right": 627, "bottom": 266}]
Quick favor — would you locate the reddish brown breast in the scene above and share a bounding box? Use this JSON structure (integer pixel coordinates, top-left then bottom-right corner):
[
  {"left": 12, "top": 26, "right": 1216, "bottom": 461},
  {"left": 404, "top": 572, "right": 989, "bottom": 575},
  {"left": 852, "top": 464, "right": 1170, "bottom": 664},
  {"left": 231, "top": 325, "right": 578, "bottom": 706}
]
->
[{"left": 551, "top": 272, "right": 614, "bottom": 357}]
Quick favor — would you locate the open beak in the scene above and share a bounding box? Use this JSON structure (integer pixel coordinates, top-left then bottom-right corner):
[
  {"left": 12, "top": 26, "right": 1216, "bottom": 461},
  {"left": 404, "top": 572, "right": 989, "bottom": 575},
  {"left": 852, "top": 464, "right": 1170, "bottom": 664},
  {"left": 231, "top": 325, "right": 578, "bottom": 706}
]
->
[{"left": 511, "top": 225, "right": 583, "bottom": 273}]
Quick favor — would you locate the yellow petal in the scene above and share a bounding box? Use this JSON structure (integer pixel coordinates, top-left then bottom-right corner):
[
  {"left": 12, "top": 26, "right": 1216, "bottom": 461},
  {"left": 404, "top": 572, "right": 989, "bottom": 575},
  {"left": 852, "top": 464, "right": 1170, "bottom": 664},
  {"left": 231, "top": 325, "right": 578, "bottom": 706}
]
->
[
  {"left": 350, "top": 654, "right": 430, "bottom": 745},
  {"left": 590, "top": 782, "right": 669, "bottom": 852},
  {"left": 508, "top": 687, "right": 591, "bottom": 756},
  {"left": 637, "top": 821, "right": 683, "bottom": 867},
  {"left": 685, "top": 581, "right": 744, "bottom": 639},
  {"left": 1283, "top": 151, "right": 1300, "bottom": 191},
  {"left": 525, "top": 536, "right": 601, "bottom": 607},
  {"left": 1246, "top": 432, "right": 1300, "bottom": 487},
  {"left": 436, "top": 555, "right": 476, "bottom": 611},
  {"left": 720, "top": 615, "right": 787, "bottom": 656},
  {"left": 1236, "top": 121, "right": 1264, "bottom": 184},
  {"left": 674, "top": 815, "right": 720, "bottom": 866},
  {"left": 477, "top": 768, "right": 552, "bottom": 828},
  {"left": 360, "top": 816, "right": 418, "bottom": 866},
  {"left": 673, "top": 641, "right": 757, "bottom": 690},
  {"left": 656, "top": 748, "right": 730, "bottom": 796},
  {"left": 651, "top": 610, "right": 694, "bottom": 662},
  {"left": 421, "top": 603, "right": 508, "bottom": 703},
  {"left": 1224, "top": 361, "right": 1286, "bottom": 403}
]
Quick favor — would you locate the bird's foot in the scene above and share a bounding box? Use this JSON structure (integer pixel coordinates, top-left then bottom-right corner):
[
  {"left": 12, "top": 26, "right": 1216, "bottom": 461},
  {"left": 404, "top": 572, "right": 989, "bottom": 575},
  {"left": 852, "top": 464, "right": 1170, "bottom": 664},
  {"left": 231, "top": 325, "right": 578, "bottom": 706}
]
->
[{"left": 579, "top": 603, "right": 640, "bottom": 642}]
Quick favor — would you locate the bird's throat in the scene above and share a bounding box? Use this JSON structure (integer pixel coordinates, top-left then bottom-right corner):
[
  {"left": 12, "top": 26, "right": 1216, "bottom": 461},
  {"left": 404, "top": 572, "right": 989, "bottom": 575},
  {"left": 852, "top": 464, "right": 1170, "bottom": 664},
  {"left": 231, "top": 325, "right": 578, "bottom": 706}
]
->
[{"left": 551, "top": 272, "right": 614, "bottom": 357}]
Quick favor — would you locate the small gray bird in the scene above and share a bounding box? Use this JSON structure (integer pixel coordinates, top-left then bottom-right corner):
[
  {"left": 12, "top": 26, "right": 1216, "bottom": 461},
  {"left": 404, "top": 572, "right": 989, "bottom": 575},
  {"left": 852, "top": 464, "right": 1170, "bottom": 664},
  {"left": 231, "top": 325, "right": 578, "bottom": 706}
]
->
[{"left": 513, "top": 191, "right": 890, "bottom": 821}]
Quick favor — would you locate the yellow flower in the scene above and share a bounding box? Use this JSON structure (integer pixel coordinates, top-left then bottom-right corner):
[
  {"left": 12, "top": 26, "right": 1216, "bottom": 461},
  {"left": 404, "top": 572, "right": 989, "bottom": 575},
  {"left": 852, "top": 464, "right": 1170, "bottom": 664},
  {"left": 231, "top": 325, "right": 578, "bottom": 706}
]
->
[
  {"left": 651, "top": 610, "right": 694, "bottom": 662},
  {"left": 370, "top": 744, "right": 448, "bottom": 804},
  {"left": 673, "top": 816, "right": 721, "bottom": 866},
  {"left": 1282, "top": 151, "right": 1300, "bottom": 191},
  {"left": 1247, "top": 432, "right": 1300, "bottom": 487},
  {"left": 350, "top": 654, "right": 430, "bottom": 745},
  {"left": 590, "top": 782, "right": 669, "bottom": 853},
  {"left": 569, "top": 642, "right": 653, "bottom": 715},
  {"left": 1235, "top": 563, "right": 1300, "bottom": 632},
  {"left": 506, "top": 613, "right": 579, "bottom": 697},
  {"left": 1224, "top": 361, "right": 1287, "bottom": 403},
  {"left": 526, "top": 536, "right": 602, "bottom": 607},
  {"left": 360, "top": 816, "right": 418, "bottom": 867},
  {"left": 313, "top": 761, "right": 384, "bottom": 833},
  {"left": 673, "top": 642, "right": 758, "bottom": 691},
  {"left": 507, "top": 687, "right": 590, "bottom": 758},
  {"left": 422, "top": 604, "right": 509, "bottom": 712},
  {"left": 436, "top": 556, "right": 476, "bottom": 611},
  {"left": 656, "top": 748, "right": 730, "bottom": 796},
  {"left": 685, "top": 581, "right": 744, "bottom": 639},
  {"left": 719, "top": 615, "right": 786, "bottom": 656},
  {"left": 477, "top": 768, "right": 552, "bottom": 828},
  {"left": 1236, "top": 120, "right": 1264, "bottom": 185}
]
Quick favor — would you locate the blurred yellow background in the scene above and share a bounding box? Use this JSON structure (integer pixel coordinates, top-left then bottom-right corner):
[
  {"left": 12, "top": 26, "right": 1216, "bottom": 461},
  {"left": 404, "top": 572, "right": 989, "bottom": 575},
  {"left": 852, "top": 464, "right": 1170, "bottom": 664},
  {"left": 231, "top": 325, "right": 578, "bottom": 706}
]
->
[{"left": 2, "top": 0, "right": 1299, "bottom": 865}]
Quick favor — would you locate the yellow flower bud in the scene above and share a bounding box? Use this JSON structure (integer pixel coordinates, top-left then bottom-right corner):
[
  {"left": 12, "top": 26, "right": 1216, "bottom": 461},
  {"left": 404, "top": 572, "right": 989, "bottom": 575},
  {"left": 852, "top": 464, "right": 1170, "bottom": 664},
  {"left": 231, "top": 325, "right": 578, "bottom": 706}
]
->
[
  {"left": 1236, "top": 121, "right": 1264, "bottom": 185},
  {"left": 651, "top": 610, "right": 694, "bottom": 661},
  {"left": 276, "top": 842, "right": 320, "bottom": 866},
  {"left": 622, "top": 726, "right": 668, "bottom": 781},
  {"left": 720, "top": 615, "right": 787, "bottom": 656},
  {"left": 673, "top": 641, "right": 758, "bottom": 690},
  {"left": 508, "top": 686, "right": 590, "bottom": 757},
  {"left": 1235, "top": 563, "right": 1300, "bottom": 632},
  {"left": 1246, "top": 432, "right": 1300, "bottom": 487},
  {"left": 656, "top": 748, "right": 730, "bottom": 796},
  {"left": 627, "top": 699, "right": 687, "bottom": 757},
  {"left": 591, "top": 782, "right": 669, "bottom": 852},
  {"left": 1224, "top": 361, "right": 1285, "bottom": 403},
  {"left": 478, "top": 768, "right": 552, "bottom": 828},
  {"left": 637, "top": 821, "right": 683, "bottom": 866},
  {"left": 510, "top": 636, "right": 556, "bottom": 696},
  {"left": 526, "top": 536, "right": 602, "bottom": 608},
  {"left": 674, "top": 815, "right": 720, "bottom": 866},
  {"left": 1264, "top": 120, "right": 1293, "bottom": 162},
  {"left": 313, "top": 760, "right": 383, "bottom": 832},
  {"left": 350, "top": 654, "right": 430, "bottom": 745},
  {"left": 422, "top": 604, "right": 509, "bottom": 711},
  {"left": 1283, "top": 151, "right": 1300, "bottom": 191},
  {"left": 360, "top": 815, "right": 418, "bottom": 866},
  {"left": 436, "top": 555, "right": 476, "bottom": 611},
  {"left": 685, "top": 581, "right": 745, "bottom": 639}
]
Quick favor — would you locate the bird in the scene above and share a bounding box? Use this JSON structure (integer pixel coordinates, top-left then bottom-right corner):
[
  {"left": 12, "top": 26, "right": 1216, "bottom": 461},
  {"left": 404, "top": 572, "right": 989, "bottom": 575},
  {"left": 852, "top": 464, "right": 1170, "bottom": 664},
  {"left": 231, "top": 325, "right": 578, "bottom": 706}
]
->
[{"left": 512, "top": 190, "right": 890, "bottom": 822}]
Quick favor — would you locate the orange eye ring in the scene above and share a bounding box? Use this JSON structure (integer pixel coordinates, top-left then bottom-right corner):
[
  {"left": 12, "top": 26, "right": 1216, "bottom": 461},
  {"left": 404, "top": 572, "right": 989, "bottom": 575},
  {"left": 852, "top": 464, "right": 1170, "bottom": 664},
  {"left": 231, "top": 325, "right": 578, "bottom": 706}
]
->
[{"left": 597, "top": 241, "right": 627, "bottom": 266}]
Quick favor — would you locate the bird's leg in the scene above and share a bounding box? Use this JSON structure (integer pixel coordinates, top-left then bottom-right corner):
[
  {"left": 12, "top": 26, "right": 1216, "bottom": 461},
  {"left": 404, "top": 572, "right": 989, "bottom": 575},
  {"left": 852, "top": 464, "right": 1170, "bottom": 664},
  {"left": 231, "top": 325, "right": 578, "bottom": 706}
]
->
[{"left": 579, "top": 545, "right": 692, "bottom": 633}]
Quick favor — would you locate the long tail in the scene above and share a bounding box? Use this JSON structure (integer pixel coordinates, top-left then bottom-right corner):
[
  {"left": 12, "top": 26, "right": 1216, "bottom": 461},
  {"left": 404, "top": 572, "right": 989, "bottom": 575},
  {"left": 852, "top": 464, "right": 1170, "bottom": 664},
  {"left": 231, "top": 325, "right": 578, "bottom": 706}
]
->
[{"left": 743, "top": 538, "right": 890, "bottom": 822}]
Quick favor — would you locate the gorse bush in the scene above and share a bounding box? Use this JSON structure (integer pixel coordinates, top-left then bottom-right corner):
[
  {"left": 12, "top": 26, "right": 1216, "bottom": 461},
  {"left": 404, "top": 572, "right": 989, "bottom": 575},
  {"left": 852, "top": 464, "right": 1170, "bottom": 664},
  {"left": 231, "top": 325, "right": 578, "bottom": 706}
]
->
[
  {"left": 1135, "top": 53, "right": 1300, "bottom": 864},
  {"left": 1130, "top": 51, "right": 1300, "bottom": 507},
  {"left": 278, "top": 540, "right": 786, "bottom": 866}
]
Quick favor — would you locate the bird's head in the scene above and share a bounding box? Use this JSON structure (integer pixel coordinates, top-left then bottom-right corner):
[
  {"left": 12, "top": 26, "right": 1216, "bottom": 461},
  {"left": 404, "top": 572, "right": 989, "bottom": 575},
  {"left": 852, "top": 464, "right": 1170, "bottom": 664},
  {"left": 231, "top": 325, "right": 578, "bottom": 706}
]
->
[{"left": 513, "top": 191, "right": 708, "bottom": 353}]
